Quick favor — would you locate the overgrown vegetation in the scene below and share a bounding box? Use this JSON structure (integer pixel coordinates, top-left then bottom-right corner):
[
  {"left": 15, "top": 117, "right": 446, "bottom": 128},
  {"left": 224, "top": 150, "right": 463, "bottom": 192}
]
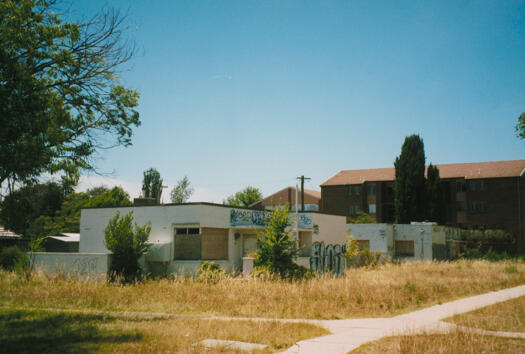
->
[
  {"left": 347, "top": 211, "right": 375, "bottom": 224},
  {"left": 446, "top": 296, "right": 525, "bottom": 332},
  {"left": 2, "top": 260, "right": 523, "bottom": 319},
  {"left": 104, "top": 212, "right": 151, "bottom": 283},
  {"left": 458, "top": 229, "right": 517, "bottom": 260},
  {"left": 352, "top": 330, "right": 525, "bottom": 354},
  {"left": 254, "top": 205, "right": 309, "bottom": 279}
]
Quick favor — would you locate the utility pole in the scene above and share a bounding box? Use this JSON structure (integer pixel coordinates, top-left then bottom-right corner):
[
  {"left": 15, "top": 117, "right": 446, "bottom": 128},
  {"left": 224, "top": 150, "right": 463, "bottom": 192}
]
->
[{"left": 296, "top": 175, "right": 311, "bottom": 212}]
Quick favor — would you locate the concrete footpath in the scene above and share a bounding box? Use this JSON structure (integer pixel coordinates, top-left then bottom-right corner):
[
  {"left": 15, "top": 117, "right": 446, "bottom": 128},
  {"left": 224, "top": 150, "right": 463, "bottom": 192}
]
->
[{"left": 283, "top": 284, "right": 525, "bottom": 354}]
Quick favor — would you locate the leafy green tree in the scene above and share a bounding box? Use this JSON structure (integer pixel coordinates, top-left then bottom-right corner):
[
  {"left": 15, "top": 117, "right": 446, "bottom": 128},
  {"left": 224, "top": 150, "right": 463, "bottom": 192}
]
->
[
  {"left": 394, "top": 135, "right": 426, "bottom": 223},
  {"left": 254, "top": 205, "right": 307, "bottom": 278},
  {"left": 104, "top": 211, "right": 151, "bottom": 282},
  {"left": 348, "top": 211, "right": 375, "bottom": 224},
  {"left": 516, "top": 112, "right": 525, "bottom": 140},
  {"left": 142, "top": 168, "right": 163, "bottom": 203},
  {"left": 0, "top": 0, "right": 140, "bottom": 190},
  {"left": 170, "top": 176, "right": 193, "bottom": 203},
  {"left": 224, "top": 187, "right": 262, "bottom": 207},
  {"left": 27, "top": 186, "right": 132, "bottom": 239},
  {"left": 426, "top": 163, "right": 443, "bottom": 222},
  {"left": 0, "top": 182, "right": 64, "bottom": 236}
]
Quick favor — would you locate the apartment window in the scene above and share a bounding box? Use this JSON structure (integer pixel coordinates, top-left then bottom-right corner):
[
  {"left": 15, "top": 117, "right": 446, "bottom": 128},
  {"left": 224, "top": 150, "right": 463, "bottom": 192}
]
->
[
  {"left": 456, "top": 201, "right": 467, "bottom": 212},
  {"left": 479, "top": 180, "right": 486, "bottom": 191},
  {"left": 470, "top": 181, "right": 477, "bottom": 191},
  {"left": 456, "top": 180, "right": 466, "bottom": 192},
  {"left": 367, "top": 185, "right": 376, "bottom": 196},
  {"left": 349, "top": 185, "right": 361, "bottom": 196},
  {"left": 349, "top": 206, "right": 354, "bottom": 215},
  {"left": 471, "top": 202, "right": 485, "bottom": 213},
  {"left": 368, "top": 203, "right": 376, "bottom": 214},
  {"left": 355, "top": 205, "right": 360, "bottom": 214}
]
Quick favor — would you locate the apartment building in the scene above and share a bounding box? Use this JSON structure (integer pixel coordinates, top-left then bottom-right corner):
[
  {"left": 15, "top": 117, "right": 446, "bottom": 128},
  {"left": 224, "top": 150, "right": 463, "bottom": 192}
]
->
[{"left": 320, "top": 160, "right": 525, "bottom": 252}]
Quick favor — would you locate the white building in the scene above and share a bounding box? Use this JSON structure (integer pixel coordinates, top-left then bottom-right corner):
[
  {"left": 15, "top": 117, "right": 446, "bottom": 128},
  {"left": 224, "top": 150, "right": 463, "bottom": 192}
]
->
[
  {"left": 79, "top": 203, "right": 347, "bottom": 276},
  {"left": 347, "top": 223, "right": 460, "bottom": 261}
]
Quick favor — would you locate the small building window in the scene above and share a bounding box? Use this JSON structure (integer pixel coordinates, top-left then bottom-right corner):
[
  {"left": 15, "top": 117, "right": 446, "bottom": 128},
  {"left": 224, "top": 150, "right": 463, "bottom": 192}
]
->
[
  {"left": 349, "top": 206, "right": 354, "bottom": 215},
  {"left": 479, "top": 180, "right": 486, "bottom": 191},
  {"left": 470, "top": 181, "right": 477, "bottom": 191},
  {"left": 368, "top": 203, "right": 376, "bottom": 214},
  {"left": 367, "top": 185, "right": 376, "bottom": 196},
  {"left": 395, "top": 240, "right": 415, "bottom": 257},
  {"left": 456, "top": 201, "right": 467, "bottom": 212},
  {"left": 355, "top": 205, "right": 360, "bottom": 214},
  {"left": 357, "top": 240, "right": 370, "bottom": 251}
]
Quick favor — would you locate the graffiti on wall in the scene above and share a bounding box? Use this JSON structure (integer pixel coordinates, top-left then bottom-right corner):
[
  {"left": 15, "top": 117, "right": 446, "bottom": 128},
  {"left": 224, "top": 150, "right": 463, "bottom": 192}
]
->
[
  {"left": 230, "top": 209, "right": 314, "bottom": 230},
  {"left": 73, "top": 257, "right": 99, "bottom": 275},
  {"left": 310, "top": 241, "right": 346, "bottom": 275},
  {"left": 230, "top": 209, "right": 267, "bottom": 227},
  {"left": 298, "top": 214, "right": 312, "bottom": 229}
]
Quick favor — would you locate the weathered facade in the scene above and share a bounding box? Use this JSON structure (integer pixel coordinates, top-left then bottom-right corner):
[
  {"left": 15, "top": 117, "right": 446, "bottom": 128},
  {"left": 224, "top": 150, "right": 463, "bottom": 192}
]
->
[
  {"left": 321, "top": 160, "right": 525, "bottom": 253},
  {"left": 79, "top": 203, "right": 347, "bottom": 276}
]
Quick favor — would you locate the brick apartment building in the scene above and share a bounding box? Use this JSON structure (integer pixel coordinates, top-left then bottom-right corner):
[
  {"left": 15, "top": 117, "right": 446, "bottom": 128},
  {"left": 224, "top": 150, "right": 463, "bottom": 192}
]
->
[
  {"left": 251, "top": 186, "right": 321, "bottom": 211},
  {"left": 320, "top": 160, "right": 525, "bottom": 252}
]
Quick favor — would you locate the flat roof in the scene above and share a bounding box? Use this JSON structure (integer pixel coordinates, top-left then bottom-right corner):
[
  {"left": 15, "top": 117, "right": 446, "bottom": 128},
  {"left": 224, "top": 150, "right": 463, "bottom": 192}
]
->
[{"left": 81, "top": 202, "right": 343, "bottom": 216}]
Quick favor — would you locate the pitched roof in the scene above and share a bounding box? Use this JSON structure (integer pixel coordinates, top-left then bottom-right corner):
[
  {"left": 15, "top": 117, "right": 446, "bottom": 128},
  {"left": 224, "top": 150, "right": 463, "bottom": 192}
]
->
[
  {"left": 254, "top": 186, "right": 321, "bottom": 206},
  {"left": 0, "top": 225, "right": 22, "bottom": 239},
  {"left": 321, "top": 159, "right": 525, "bottom": 186}
]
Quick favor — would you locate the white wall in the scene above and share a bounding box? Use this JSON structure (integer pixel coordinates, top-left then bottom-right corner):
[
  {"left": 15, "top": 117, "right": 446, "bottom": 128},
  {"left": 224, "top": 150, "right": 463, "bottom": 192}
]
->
[
  {"left": 393, "top": 224, "right": 433, "bottom": 260},
  {"left": 346, "top": 224, "right": 441, "bottom": 261},
  {"left": 312, "top": 213, "right": 346, "bottom": 245},
  {"left": 347, "top": 224, "right": 393, "bottom": 253},
  {"left": 80, "top": 204, "right": 203, "bottom": 253},
  {"left": 32, "top": 252, "right": 109, "bottom": 278}
]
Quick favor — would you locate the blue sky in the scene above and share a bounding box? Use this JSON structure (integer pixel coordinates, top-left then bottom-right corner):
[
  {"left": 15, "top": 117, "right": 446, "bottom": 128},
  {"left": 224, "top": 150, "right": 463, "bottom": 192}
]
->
[{"left": 71, "top": 0, "right": 525, "bottom": 202}]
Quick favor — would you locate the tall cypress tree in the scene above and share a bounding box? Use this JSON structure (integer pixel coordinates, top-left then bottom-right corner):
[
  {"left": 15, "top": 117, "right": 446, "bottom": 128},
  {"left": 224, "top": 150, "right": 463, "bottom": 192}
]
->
[
  {"left": 426, "top": 163, "right": 442, "bottom": 222},
  {"left": 394, "top": 135, "right": 426, "bottom": 223}
]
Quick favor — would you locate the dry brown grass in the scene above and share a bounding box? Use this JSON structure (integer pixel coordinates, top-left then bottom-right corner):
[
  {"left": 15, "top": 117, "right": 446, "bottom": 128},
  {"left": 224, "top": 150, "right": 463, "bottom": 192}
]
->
[
  {"left": 446, "top": 296, "right": 525, "bottom": 332},
  {"left": 1, "top": 260, "right": 524, "bottom": 319},
  {"left": 351, "top": 330, "right": 525, "bottom": 353},
  {"left": 0, "top": 309, "right": 327, "bottom": 353}
]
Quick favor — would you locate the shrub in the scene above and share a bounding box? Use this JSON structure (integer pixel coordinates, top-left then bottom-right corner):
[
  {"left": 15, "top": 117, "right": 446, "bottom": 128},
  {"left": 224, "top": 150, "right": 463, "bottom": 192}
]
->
[
  {"left": 104, "top": 211, "right": 151, "bottom": 283},
  {"left": 254, "top": 205, "right": 309, "bottom": 279},
  {"left": 0, "top": 246, "right": 23, "bottom": 270},
  {"left": 197, "top": 261, "right": 226, "bottom": 283}
]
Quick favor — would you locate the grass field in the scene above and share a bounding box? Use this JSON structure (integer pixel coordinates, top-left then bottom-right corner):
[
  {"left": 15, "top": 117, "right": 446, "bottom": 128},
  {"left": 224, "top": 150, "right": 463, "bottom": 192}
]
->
[
  {"left": 1, "top": 260, "right": 524, "bottom": 319},
  {"left": 446, "top": 295, "right": 525, "bottom": 332},
  {"left": 350, "top": 331, "right": 525, "bottom": 354},
  {"left": 0, "top": 309, "right": 327, "bottom": 353}
]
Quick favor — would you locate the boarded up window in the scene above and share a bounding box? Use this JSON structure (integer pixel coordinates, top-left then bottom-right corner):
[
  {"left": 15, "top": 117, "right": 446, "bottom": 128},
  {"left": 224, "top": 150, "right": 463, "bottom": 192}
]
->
[
  {"left": 395, "top": 240, "right": 415, "bottom": 257},
  {"left": 201, "top": 228, "right": 228, "bottom": 260},
  {"left": 174, "top": 228, "right": 201, "bottom": 260},
  {"left": 357, "top": 240, "right": 370, "bottom": 251},
  {"left": 299, "top": 231, "right": 312, "bottom": 257}
]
